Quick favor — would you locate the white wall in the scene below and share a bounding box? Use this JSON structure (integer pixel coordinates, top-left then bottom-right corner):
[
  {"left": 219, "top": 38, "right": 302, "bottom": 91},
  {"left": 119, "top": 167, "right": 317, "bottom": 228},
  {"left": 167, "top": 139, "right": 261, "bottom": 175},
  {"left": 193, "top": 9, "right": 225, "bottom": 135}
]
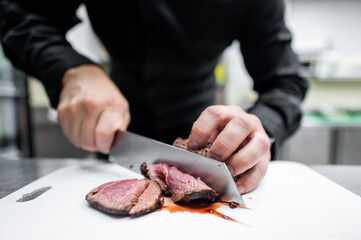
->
[{"left": 286, "top": 0, "right": 361, "bottom": 55}]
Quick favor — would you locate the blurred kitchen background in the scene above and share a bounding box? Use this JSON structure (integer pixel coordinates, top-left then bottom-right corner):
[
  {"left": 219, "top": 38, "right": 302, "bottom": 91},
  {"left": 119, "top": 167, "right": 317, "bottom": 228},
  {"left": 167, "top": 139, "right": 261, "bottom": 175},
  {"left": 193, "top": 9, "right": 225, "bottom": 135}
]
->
[{"left": 1, "top": 0, "right": 361, "bottom": 164}]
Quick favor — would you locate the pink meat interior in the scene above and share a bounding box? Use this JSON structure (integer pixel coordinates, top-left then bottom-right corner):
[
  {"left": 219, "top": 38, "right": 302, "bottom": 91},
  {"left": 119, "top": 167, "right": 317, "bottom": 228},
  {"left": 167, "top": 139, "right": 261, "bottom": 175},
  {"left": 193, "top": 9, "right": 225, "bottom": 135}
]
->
[
  {"left": 130, "top": 180, "right": 163, "bottom": 215},
  {"left": 145, "top": 163, "right": 215, "bottom": 202},
  {"left": 87, "top": 179, "right": 148, "bottom": 213}
]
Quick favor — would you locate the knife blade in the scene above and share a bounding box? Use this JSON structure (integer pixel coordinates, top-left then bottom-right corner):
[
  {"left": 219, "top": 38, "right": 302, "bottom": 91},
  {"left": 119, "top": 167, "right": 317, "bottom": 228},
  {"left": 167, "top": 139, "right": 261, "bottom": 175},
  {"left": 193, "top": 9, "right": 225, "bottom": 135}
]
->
[{"left": 109, "top": 130, "right": 245, "bottom": 206}]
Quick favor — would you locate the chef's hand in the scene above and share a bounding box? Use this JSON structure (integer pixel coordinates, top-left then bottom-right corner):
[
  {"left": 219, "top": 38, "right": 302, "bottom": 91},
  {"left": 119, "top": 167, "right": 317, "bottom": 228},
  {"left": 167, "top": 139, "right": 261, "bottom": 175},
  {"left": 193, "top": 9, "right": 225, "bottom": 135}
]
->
[
  {"left": 57, "top": 65, "right": 130, "bottom": 154},
  {"left": 188, "top": 105, "right": 271, "bottom": 194}
]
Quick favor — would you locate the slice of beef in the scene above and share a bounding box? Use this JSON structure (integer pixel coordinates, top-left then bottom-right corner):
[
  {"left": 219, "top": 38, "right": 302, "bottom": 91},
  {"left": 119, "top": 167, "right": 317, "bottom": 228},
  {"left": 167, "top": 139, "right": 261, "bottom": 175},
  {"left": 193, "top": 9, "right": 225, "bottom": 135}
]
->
[
  {"left": 140, "top": 162, "right": 170, "bottom": 195},
  {"left": 86, "top": 179, "right": 163, "bottom": 216},
  {"left": 129, "top": 180, "right": 163, "bottom": 216},
  {"left": 172, "top": 137, "right": 211, "bottom": 157},
  {"left": 86, "top": 179, "right": 146, "bottom": 215},
  {"left": 141, "top": 162, "right": 219, "bottom": 203}
]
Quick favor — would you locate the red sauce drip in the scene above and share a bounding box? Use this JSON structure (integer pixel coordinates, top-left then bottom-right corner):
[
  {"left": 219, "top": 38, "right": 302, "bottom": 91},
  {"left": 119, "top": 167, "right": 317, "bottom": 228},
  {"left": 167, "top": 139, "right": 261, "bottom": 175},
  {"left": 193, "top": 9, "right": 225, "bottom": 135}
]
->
[
  {"left": 218, "top": 200, "right": 250, "bottom": 210},
  {"left": 159, "top": 197, "right": 250, "bottom": 225}
]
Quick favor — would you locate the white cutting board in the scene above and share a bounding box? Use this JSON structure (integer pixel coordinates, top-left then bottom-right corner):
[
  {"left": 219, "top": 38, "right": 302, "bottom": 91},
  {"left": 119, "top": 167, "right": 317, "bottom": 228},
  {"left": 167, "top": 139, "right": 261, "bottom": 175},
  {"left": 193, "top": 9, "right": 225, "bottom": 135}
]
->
[{"left": 0, "top": 161, "right": 360, "bottom": 240}]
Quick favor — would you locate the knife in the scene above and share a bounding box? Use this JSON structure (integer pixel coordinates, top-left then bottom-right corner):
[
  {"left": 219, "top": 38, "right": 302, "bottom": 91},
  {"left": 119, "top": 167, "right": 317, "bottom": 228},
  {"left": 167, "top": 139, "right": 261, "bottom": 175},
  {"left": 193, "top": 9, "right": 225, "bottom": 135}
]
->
[{"left": 109, "top": 130, "right": 245, "bottom": 206}]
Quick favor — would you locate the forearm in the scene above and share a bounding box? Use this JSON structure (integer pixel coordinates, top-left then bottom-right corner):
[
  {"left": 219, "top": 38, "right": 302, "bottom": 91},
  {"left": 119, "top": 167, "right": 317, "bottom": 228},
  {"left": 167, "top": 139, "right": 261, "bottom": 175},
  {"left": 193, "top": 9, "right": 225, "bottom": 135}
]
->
[
  {"left": 240, "top": 0, "right": 308, "bottom": 157},
  {"left": 0, "top": 0, "right": 95, "bottom": 108},
  {"left": 247, "top": 88, "right": 304, "bottom": 146}
]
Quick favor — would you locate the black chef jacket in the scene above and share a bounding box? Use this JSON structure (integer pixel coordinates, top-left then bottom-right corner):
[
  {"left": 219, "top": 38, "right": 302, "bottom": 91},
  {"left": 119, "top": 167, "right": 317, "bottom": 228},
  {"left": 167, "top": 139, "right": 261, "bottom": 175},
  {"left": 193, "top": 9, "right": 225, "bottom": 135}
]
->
[{"left": 0, "top": 0, "right": 308, "bottom": 155}]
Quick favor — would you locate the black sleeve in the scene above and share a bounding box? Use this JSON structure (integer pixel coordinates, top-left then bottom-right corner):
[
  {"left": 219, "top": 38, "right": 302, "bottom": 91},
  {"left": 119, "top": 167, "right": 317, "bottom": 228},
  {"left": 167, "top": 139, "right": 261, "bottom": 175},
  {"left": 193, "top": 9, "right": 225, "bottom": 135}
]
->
[
  {"left": 0, "top": 0, "right": 96, "bottom": 108},
  {"left": 239, "top": 0, "right": 308, "bottom": 157}
]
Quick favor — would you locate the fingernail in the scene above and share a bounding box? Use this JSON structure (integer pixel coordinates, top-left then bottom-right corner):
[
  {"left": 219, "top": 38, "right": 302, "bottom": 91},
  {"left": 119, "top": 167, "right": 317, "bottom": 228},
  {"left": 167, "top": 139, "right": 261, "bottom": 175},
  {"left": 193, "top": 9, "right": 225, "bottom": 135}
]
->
[
  {"left": 237, "top": 185, "right": 245, "bottom": 194},
  {"left": 188, "top": 140, "right": 199, "bottom": 150},
  {"left": 227, "top": 164, "right": 234, "bottom": 175},
  {"left": 208, "top": 152, "right": 220, "bottom": 161}
]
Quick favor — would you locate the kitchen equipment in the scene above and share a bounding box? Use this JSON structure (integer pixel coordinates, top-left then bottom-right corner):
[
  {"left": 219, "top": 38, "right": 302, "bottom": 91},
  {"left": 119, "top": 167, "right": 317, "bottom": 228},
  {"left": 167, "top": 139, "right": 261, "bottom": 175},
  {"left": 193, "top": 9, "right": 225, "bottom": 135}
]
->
[
  {"left": 109, "top": 130, "right": 244, "bottom": 205},
  {"left": 0, "top": 161, "right": 360, "bottom": 240},
  {"left": 0, "top": 46, "right": 32, "bottom": 158}
]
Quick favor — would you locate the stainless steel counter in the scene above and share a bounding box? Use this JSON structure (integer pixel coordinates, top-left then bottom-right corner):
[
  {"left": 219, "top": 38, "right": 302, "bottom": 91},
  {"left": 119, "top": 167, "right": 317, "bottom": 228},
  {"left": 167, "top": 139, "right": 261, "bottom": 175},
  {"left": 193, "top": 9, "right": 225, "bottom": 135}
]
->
[
  {"left": 0, "top": 158, "right": 82, "bottom": 199},
  {"left": 1, "top": 158, "right": 361, "bottom": 199}
]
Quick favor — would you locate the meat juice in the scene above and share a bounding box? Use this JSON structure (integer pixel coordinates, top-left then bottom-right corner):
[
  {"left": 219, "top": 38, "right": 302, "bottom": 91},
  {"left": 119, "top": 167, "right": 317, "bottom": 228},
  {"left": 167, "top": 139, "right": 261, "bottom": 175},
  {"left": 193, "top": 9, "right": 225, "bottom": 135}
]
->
[{"left": 160, "top": 197, "right": 250, "bottom": 225}]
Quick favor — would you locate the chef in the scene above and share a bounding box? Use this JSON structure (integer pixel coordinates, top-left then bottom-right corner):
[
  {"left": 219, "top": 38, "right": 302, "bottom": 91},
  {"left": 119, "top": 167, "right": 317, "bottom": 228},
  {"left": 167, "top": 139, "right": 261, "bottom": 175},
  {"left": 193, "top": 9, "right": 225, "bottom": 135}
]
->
[{"left": 0, "top": 0, "right": 308, "bottom": 194}]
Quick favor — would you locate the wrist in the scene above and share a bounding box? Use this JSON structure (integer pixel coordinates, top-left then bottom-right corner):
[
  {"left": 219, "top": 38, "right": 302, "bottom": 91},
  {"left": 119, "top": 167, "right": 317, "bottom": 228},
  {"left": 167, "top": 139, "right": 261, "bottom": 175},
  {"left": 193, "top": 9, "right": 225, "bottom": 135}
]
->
[{"left": 62, "top": 64, "right": 103, "bottom": 85}]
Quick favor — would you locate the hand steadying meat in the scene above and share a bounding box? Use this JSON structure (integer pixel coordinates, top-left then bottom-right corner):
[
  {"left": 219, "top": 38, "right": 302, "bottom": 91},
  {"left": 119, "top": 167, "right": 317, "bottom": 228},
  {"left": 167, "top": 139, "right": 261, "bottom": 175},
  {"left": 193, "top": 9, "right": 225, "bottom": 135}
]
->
[
  {"left": 188, "top": 105, "right": 271, "bottom": 194},
  {"left": 57, "top": 65, "right": 130, "bottom": 153}
]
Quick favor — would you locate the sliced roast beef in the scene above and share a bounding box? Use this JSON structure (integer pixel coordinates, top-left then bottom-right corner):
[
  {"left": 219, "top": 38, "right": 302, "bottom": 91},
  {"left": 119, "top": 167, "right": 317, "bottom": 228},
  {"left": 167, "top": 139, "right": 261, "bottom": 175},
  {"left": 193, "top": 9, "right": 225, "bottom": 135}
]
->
[
  {"left": 86, "top": 137, "right": 218, "bottom": 216},
  {"left": 172, "top": 137, "right": 211, "bottom": 157},
  {"left": 86, "top": 179, "right": 163, "bottom": 216},
  {"left": 141, "top": 162, "right": 219, "bottom": 203},
  {"left": 129, "top": 180, "right": 163, "bottom": 215},
  {"left": 140, "top": 162, "right": 170, "bottom": 195}
]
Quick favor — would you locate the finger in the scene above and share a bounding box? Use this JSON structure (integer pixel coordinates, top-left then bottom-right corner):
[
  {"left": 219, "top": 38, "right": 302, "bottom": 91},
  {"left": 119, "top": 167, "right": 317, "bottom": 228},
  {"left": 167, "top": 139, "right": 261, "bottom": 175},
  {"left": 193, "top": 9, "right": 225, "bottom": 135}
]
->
[
  {"left": 67, "top": 97, "right": 86, "bottom": 148},
  {"left": 78, "top": 109, "right": 103, "bottom": 152},
  {"left": 77, "top": 97, "right": 105, "bottom": 152},
  {"left": 208, "top": 130, "right": 220, "bottom": 143},
  {"left": 95, "top": 109, "right": 130, "bottom": 154},
  {"left": 235, "top": 153, "right": 270, "bottom": 194},
  {"left": 208, "top": 116, "right": 253, "bottom": 162},
  {"left": 188, "top": 105, "right": 241, "bottom": 149},
  {"left": 57, "top": 102, "right": 71, "bottom": 141},
  {"left": 226, "top": 131, "right": 270, "bottom": 176},
  {"left": 57, "top": 99, "right": 81, "bottom": 147}
]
